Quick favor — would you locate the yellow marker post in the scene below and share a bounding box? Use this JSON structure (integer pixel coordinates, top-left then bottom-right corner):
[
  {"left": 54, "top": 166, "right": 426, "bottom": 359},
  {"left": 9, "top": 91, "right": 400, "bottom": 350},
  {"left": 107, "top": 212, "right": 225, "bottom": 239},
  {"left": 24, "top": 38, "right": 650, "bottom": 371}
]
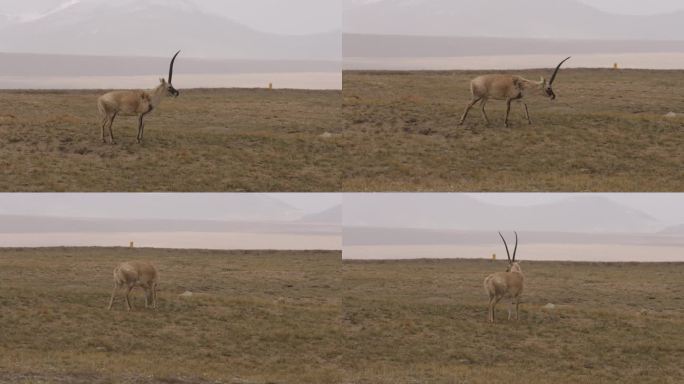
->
[
  {"left": 268, "top": 82, "right": 273, "bottom": 90},
  {"left": 613, "top": 62, "right": 619, "bottom": 70},
  {"left": 492, "top": 253, "right": 496, "bottom": 261}
]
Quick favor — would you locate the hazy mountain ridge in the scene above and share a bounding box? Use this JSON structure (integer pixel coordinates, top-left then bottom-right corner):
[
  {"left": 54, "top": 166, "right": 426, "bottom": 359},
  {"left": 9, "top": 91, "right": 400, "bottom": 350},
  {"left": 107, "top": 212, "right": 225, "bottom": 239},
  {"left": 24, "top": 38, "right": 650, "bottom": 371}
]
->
[
  {"left": 343, "top": 0, "right": 684, "bottom": 41},
  {"left": 344, "top": 34, "right": 684, "bottom": 58},
  {"left": 0, "top": 195, "right": 301, "bottom": 222},
  {"left": 0, "top": 0, "right": 341, "bottom": 60},
  {"left": 660, "top": 224, "right": 684, "bottom": 235},
  {"left": 343, "top": 195, "right": 662, "bottom": 233},
  {"left": 300, "top": 205, "right": 342, "bottom": 224},
  {"left": 344, "top": 228, "right": 684, "bottom": 247}
]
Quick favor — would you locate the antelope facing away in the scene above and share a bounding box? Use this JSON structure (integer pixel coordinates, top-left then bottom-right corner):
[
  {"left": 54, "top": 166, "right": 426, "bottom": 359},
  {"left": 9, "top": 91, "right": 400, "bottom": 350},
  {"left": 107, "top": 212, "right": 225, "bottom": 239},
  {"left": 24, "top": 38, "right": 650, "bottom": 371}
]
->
[
  {"left": 97, "top": 51, "right": 181, "bottom": 144},
  {"left": 484, "top": 232, "right": 524, "bottom": 323},
  {"left": 459, "top": 57, "right": 571, "bottom": 127},
  {"left": 108, "top": 261, "right": 158, "bottom": 311}
]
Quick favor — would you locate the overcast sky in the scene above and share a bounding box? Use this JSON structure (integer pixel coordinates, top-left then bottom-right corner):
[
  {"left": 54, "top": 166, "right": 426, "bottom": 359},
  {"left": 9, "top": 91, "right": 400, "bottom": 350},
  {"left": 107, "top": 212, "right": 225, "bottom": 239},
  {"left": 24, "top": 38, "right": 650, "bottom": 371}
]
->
[
  {"left": 345, "top": 0, "right": 684, "bottom": 15},
  {"left": 575, "top": 0, "right": 684, "bottom": 15},
  {"left": 468, "top": 193, "right": 684, "bottom": 225},
  {"left": 343, "top": 193, "right": 684, "bottom": 230},
  {"left": 0, "top": 0, "right": 341, "bottom": 34}
]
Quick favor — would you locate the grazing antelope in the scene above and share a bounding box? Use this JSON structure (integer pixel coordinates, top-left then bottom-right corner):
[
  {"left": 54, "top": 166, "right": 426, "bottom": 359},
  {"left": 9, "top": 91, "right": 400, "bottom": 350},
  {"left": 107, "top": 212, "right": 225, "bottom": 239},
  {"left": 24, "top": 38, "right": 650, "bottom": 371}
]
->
[
  {"left": 107, "top": 261, "right": 158, "bottom": 311},
  {"left": 97, "top": 51, "right": 181, "bottom": 144},
  {"left": 459, "top": 57, "right": 571, "bottom": 127},
  {"left": 484, "top": 232, "right": 524, "bottom": 323}
]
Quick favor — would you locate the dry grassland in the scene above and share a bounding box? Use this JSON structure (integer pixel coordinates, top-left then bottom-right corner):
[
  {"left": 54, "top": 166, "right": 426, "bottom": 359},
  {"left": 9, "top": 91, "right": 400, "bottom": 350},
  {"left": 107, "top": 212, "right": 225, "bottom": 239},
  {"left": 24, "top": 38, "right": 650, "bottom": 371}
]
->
[
  {"left": 0, "top": 247, "right": 341, "bottom": 383},
  {"left": 342, "top": 258, "right": 684, "bottom": 383},
  {"left": 0, "top": 88, "right": 342, "bottom": 192},
  {"left": 342, "top": 69, "right": 684, "bottom": 191}
]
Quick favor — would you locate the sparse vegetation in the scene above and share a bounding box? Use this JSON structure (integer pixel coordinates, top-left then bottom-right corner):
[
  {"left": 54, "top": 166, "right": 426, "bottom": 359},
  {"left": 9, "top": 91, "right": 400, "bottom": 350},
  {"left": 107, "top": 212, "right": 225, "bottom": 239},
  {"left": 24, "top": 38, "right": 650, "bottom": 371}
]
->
[
  {"left": 342, "top": 69, "right": 684, "bottom": 191},
  {"left": 0, "top": 247, "right": 342, "bottom": 383},
  {"left": 341, "top": 258, "right": 684, "bottom": 383},
  {"left": 0, "top": 88, "right": 342, "bottom": 192}
]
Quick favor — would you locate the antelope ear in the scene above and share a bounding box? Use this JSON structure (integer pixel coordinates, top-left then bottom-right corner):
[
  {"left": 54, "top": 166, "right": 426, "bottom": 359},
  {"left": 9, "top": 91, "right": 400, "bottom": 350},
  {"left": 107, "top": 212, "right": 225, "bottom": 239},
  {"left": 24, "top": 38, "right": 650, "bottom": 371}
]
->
[
  {"left": 540, "top": 76, "right": 546, "bottom": 84},
  {"left": 160, "top": 78, "right": 166, "bottom": 84}
]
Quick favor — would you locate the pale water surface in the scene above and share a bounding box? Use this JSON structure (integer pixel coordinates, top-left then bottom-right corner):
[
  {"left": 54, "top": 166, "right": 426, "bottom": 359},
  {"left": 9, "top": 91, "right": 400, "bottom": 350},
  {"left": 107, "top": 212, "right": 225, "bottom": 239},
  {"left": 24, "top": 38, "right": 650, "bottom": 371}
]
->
[
  {"left": 0, "top": 72, "right": 342, "bottom": 90},
  {"left": 0, "top": 232, "right": 341, "bottom": 251},
  {"left": 344, "top": 53, "right": 684, "bottom": 71}
]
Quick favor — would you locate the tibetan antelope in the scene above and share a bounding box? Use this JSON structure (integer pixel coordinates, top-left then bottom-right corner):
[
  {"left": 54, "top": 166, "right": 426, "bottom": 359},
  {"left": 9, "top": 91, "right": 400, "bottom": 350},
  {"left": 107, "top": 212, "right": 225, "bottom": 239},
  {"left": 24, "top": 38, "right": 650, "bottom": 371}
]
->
[
  {"left": 459, "top": 57, "right": 571, "bottom": 127},
  {"left": 107, "top": 261, "right": 158, "bottom": 311},
  {"left": 484, "top": 232, "right": 524, "bottom": 323},
  {"left": 97, "top": 51, "right": 181, "bottom": 144}
]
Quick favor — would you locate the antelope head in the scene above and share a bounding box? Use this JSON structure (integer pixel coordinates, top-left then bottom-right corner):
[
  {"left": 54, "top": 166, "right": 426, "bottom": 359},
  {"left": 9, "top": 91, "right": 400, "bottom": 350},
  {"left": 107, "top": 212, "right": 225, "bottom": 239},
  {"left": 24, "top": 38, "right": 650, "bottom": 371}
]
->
[
  {"left": 542, "top": 57, "right": 571, "bottom": 100},
  {"left": 498, "top": 231, "right": 520, "bottom": 272},
  {"left": 162, "top": 50, "right": 181, "bottom": 97}
]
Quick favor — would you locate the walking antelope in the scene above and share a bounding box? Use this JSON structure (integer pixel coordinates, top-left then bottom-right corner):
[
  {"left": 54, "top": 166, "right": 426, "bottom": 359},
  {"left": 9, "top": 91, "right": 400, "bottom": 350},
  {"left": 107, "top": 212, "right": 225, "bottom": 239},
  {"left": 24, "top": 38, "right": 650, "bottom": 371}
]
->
[
  {"left": 97, "top": 51, "right": 181, "bottom": 144},
  {"left": 107, "top": 261, "right": 159, "bottom": 311},
  {"left": 459, "top": 57, "right": 571, "bottom": 127},
  {"left": 484, "top": 232, "right": 524, "bottom": 323}
]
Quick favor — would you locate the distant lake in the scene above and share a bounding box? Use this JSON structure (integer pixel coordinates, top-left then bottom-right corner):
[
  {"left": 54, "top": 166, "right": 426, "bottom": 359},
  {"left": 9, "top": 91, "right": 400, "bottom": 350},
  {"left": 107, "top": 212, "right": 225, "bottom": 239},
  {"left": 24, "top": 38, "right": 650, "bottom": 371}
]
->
[
  {"left": 0, "top": 72, "right": 341, "bottom": 90},
  {"left": 0, "top": 232, "right": 341, "bottom": 251},
  {"left": 344, "top": 244, "right": 684, "bottom": 262},
  {"left": 344, "top": 53, "right": 684, "bottom": 71}
]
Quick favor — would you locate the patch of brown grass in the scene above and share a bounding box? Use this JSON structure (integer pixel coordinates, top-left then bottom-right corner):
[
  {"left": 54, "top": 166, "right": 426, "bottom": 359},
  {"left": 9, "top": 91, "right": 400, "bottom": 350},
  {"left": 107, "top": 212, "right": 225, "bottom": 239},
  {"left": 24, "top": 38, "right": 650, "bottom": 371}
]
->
[
  {"left": 342, "top": 69, "right": 684, "bottom": 191},
  {"left": 341, "top": 258, "right": 684, "bottom": 383},
  {"left": 0, "top": 88, "right": 342, "bottom": 192},
  {"left": 0, "top": 247, "right": 342, "bottom": 383}
]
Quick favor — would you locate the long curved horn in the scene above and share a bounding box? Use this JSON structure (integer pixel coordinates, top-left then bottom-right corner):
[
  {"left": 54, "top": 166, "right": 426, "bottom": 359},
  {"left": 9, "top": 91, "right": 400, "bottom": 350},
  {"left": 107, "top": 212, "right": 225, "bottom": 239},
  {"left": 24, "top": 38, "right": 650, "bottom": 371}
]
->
[
  {"left": 549, "top": 56, "right": 571, "bottom": 85},
  {"left": 512, "top": 231, "right": 518, "bottom": 262},
  {"left": 498, "top": 232, "right": 511, "bottom": 263},
  {"left": 168, "top": 50, "right": 181, "bottom": 84}
]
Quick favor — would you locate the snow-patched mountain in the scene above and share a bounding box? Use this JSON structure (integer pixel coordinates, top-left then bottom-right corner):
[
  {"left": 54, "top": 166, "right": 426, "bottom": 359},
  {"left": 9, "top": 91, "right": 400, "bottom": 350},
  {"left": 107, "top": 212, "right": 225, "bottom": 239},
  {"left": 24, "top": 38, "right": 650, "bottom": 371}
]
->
[
  {"left": 0, "top": 0, "right": 340, "bottom": 60},
  {"left": 343, "top": 0, "right": 684, "bottom": 41},
  {"left": 343, "top": 195, "right": 661, "bottom": 233}
]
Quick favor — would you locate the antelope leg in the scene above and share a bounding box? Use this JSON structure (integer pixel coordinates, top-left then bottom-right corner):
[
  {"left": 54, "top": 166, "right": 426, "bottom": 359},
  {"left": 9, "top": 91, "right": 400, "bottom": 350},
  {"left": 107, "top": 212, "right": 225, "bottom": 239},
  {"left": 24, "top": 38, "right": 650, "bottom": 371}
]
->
[
  {"left": 152, "top": 283, "right": 158, "bottom": 310},
  {"left": 523, "top": 103, "right": 532, "bottom": 124},
  {"left": 480, "top": 98, "right": 490, "bottom": 124},
  {"left": 101, "top": 116, "right": 110, "bottom": 144},
  {"left": 124, "top": 285, "right": 133, "bottom": 311},
  {"left": 459, "top": 97, "right": 481, "bottom": 125},
  {"left": 504, "top": 99, "right": 512, "bottom": 127},
  {"left": 108, "top": 112, "right": 118, "bottom": 145},
  {"left": 107, "top": 283, "right": 117, "bottom": 310}
]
